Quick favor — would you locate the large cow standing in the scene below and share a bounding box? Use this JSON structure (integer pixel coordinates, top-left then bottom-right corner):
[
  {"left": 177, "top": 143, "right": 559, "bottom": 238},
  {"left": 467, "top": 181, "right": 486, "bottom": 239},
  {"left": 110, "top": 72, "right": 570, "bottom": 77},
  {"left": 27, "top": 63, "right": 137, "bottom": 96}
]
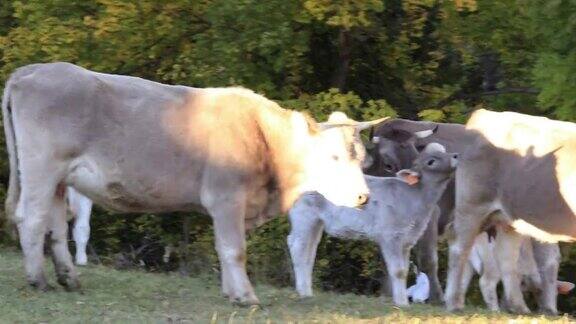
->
[
  {"left": 445, "top": 109, "right": 576, "bottom": 313},
  {"left": 2, "top": 62, "right": 383, "bottom": 304}
]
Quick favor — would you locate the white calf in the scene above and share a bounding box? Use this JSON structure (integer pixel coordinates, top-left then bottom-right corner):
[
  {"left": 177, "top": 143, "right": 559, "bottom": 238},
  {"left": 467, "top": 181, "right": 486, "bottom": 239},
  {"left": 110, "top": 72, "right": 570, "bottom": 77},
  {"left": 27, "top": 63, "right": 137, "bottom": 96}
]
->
[
  {"left": 66, "top": 187, "right": 93, "bottom": 266},
  {"left": 407, "top": 268, "right": 430, "bottom": 303},
  {"left": 288, "top": 143, "right": 458, "bottom": 306},
  {"left": 461, "top": 228, "right": 573, "bottom": 314}
]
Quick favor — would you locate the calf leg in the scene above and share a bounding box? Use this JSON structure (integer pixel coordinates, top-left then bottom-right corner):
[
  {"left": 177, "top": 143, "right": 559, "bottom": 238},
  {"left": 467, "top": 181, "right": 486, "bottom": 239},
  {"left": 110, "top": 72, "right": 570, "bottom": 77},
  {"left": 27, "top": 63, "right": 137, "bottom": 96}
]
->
[
  {"left": 476, "top": 236, "right": 501, "bottom": 312},
  {"left": 532, "top": 241, "right": 560, "bottom": 315},
  {"left": 414, "top": 208, "right": 443, "bottom": 303},
  {"left": 494, "top": 229, "right": 530, "bottom": 314},
  {"left": 69, "top": 189, "right": 92, "bottom": 266},
  {"left": 49, "top": 188, "right": 80, "bottom": 291},
  {"left": 209, "top": 198, "right": 258, "bottom": 305},
  {"left": 287, "top": 212, "right": 324, "bottom": 297},
  {"left": 381, "top": 239, "right": 409, "bottom": 306}
]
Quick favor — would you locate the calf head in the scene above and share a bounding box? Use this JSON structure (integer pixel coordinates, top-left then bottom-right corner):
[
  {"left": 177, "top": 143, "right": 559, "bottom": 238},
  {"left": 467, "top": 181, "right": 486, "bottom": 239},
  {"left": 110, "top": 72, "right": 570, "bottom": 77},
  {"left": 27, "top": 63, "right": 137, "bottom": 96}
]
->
[
  {"left": 364, "top": 126, "right": 437, "bottom": 177},
  {"left": 302, "top": 112, "right": 389, "bottom": 208},
  {"left": 396, "top": 143, "right": 458, "bottom": 185}
]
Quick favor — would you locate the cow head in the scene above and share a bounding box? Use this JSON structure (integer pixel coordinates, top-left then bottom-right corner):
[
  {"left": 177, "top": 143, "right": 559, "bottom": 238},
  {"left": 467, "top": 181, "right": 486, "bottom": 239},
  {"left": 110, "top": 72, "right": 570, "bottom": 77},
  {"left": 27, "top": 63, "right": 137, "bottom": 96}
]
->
[
  {"left": 396, "top": 143, "right": 458, "bottom": 185},
  {"left": 302, "top": 112, "right": 389, "bottom": 208},
  {"left": 364, "top": 126, "right": 437, "bottom": 177}
]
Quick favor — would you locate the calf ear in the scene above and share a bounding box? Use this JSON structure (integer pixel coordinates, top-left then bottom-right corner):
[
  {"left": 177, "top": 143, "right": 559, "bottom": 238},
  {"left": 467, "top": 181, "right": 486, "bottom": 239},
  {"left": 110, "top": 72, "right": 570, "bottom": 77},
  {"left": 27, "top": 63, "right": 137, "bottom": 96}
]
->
[
  {"left": 396, "top": 169, "right": 420, "bottom": 185},
  {"left": 557, "top": 281, "right": 575, "bottom": 295}
]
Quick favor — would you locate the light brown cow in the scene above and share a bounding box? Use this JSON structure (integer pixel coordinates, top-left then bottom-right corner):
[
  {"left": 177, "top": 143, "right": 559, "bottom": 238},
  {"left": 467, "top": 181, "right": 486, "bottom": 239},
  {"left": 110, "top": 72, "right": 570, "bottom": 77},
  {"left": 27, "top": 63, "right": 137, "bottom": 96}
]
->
[
  {"left": 445, "top": 109, "right": 576, "bottom": 313},
  {"left": 2, "top": 62, "right": 385, "bottom": 304}
]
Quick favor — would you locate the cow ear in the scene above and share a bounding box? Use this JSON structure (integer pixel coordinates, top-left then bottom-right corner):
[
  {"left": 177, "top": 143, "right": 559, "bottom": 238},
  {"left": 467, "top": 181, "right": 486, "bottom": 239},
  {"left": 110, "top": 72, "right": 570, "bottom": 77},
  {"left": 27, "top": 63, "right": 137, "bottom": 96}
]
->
[
  {"left": 396, "top": 169, "right": 420, "bottom": 185},
  {"left": 557, "top": 281, "right": 575, "bottom": 295}
]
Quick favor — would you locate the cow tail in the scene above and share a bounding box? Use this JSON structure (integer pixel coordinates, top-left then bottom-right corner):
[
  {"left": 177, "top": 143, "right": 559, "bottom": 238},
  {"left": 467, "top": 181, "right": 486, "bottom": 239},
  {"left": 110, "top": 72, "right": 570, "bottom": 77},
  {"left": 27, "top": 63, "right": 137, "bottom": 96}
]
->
[{"left": 2, "top": 78, "right": 20, "bottom": 237}]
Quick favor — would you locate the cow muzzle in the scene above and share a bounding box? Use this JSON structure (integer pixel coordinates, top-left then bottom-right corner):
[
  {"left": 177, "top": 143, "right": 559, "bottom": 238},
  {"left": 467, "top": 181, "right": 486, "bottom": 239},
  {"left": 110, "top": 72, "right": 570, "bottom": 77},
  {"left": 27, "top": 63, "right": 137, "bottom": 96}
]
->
[{"left": 450, "top": 154, "right": 459, "bottom": 168}]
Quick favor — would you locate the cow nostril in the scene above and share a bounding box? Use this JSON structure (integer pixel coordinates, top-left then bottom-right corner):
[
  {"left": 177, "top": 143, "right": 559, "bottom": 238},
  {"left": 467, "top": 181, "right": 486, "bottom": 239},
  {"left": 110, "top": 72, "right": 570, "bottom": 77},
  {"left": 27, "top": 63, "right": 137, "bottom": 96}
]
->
[
  {"left": 453, "top": 154, "right": 459, "bottom": 159},
  {"left": 357, "top": 194, "right": 369, "bottom": 206}
]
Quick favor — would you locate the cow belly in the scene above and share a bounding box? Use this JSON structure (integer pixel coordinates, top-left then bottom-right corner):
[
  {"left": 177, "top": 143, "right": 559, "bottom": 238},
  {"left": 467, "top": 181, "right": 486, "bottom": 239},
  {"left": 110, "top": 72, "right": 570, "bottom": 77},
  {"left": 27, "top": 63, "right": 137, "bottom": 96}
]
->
[
  {"left": 498, "top": 160, "right": 576, "bottom": 240},
  {"left": 65, "top": 156, "right": 203, "bottom": 213}
]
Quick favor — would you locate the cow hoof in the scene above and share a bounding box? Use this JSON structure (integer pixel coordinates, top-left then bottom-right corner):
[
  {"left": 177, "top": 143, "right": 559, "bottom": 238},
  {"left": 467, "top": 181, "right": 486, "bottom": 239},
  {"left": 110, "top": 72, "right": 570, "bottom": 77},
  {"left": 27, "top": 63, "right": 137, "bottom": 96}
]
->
[
  {"left": 29, "top": 280, "right": 55, "bottom": 292},
  {"left": 75, "top": 260, "right": 88, "bottom": 266},
  {"left": 230, "top": 294, "right": 260, "bottom": 307},
  {"left": 507, "top": 304, "right": 531, "bottom": 315},
  {"left": 298, "top": 295, "right": 314, "bottom": 300},
  {"left": 539, "top": 308, "right": 557, "bottom": 316},
  {"left": 394, "top": 303, "right": 410, "bottom": 308},
  {"left": 428, "top": 297, "right": 444, "bottom": 305},
  {"left": 446, "top": 302, "right": 465, "bottom": 313},
  {"left": 57, "top": 276, "right": 81, "bottom": 292}
]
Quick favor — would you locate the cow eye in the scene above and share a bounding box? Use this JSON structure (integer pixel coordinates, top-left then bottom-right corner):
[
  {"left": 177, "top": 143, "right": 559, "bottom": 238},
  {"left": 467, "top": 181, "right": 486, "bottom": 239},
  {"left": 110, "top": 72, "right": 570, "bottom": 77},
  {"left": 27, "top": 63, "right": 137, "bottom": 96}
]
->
[
  {"left": 384, "top": 163, "right": 394, "bottom": 171},
  {"left": 416, "top": 145, "right": 426, "bottom": 151},
  {"left": 332, "top": 155, "right": 340, "bottom": 161},
  {"left": 427, "top": 159, "right": 436, "bottom": 166}
]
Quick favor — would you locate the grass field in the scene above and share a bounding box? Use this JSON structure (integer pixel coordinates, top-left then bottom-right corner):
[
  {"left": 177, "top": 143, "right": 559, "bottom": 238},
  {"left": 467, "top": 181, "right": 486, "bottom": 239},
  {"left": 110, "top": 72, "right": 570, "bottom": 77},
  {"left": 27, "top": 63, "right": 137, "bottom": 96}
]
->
[{"left": 0, "top": 249, "right": 571, "bottom": 323}]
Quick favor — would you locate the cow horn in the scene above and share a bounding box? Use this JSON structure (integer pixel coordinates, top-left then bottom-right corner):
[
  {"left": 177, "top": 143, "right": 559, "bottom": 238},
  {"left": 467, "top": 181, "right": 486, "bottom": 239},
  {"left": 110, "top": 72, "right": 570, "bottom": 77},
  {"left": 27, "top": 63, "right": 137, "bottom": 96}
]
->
[
  {"left": 317, "top": 122, "right": 355, "bottom": 131},
  {"left": 415, "top": 129, "right": 433, "bottom": 138},
  {"left": 354, "top": 117, "right": 391, "bottom": 132},
  {"left": 318, "top": 116, "right": 390, "bottom": 131}
]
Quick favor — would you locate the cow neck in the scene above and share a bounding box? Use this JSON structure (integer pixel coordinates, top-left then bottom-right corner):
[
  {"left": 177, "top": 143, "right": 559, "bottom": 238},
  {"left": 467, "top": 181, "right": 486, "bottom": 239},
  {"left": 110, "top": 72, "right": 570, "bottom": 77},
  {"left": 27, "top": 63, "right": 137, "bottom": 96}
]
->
[
  {"left": 256, "top": 106, "right": 308, "bottom": 213},
  {"left": 417, "top": 174, "right": 452, "bottom": 207}
]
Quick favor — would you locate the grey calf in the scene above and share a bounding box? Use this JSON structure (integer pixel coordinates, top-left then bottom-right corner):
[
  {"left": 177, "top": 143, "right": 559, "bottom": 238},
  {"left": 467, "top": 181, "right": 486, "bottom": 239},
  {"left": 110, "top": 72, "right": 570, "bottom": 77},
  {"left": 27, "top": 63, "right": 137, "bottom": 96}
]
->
[{"left": 288, "top": 144, "right": 458, "bottom": 306}]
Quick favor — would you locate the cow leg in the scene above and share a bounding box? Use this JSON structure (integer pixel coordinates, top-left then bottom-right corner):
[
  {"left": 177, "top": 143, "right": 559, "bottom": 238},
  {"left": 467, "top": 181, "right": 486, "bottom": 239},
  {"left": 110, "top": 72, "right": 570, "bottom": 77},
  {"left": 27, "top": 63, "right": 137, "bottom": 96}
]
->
[
  {"left": 209, "top": 199, "right": 258, "bottom": 305},
  {"left": 414, "top": 207, "right": 443, "bottom": 303},
  {"left": 48, "top": 189, "right": 80, "bottom": 291},
  {"left": 15, "top": 172, "right": 67, "bottom": 291},
  {"left": 70, "top": 190, "right": 92, "bottom": 266},
  {"left": 532, "top": 241, "right": 560, "bottom": 315},
  {"left": 381, "top": 239, "right": 409, "bottom": 306},
  {"left": 445, "top": 207, "right": 486, "bottom": 311},
  {"left": 287, "top": 212, "right": 323, "bottom": 297},
  {"left": 16, "top": 199, "right": 50, "bottom": 290},
  {"left": 494, "top": 229, "right": 530, "bottom": 314},
  {"left": 381, "top": 264, "right": 393, "bottom": 300}
]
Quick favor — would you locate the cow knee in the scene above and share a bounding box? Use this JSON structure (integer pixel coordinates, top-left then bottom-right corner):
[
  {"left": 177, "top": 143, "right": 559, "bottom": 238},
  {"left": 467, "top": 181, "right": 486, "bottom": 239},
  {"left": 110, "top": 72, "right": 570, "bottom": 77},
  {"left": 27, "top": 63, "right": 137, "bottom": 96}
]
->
[
  {"left": 394, "top": 269, "right": 408, "bottom": 280},
  {"left": 219, "top": 247, "right": 246, "bottom": 265}
]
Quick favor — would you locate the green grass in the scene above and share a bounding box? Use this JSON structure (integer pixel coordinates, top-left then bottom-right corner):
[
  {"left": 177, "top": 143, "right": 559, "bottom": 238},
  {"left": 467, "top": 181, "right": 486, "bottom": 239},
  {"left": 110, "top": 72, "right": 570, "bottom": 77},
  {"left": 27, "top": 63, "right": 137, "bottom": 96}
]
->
[{"left": 0, "top": 249, "right": 571, "bottom": 323}]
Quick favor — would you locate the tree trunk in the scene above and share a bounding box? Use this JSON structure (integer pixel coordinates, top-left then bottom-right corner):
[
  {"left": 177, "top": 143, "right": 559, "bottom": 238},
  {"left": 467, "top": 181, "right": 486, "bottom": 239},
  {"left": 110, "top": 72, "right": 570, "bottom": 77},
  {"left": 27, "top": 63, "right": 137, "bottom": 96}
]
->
[{"left": 330, "top": 29, "right": 352, "bottom": 91}]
